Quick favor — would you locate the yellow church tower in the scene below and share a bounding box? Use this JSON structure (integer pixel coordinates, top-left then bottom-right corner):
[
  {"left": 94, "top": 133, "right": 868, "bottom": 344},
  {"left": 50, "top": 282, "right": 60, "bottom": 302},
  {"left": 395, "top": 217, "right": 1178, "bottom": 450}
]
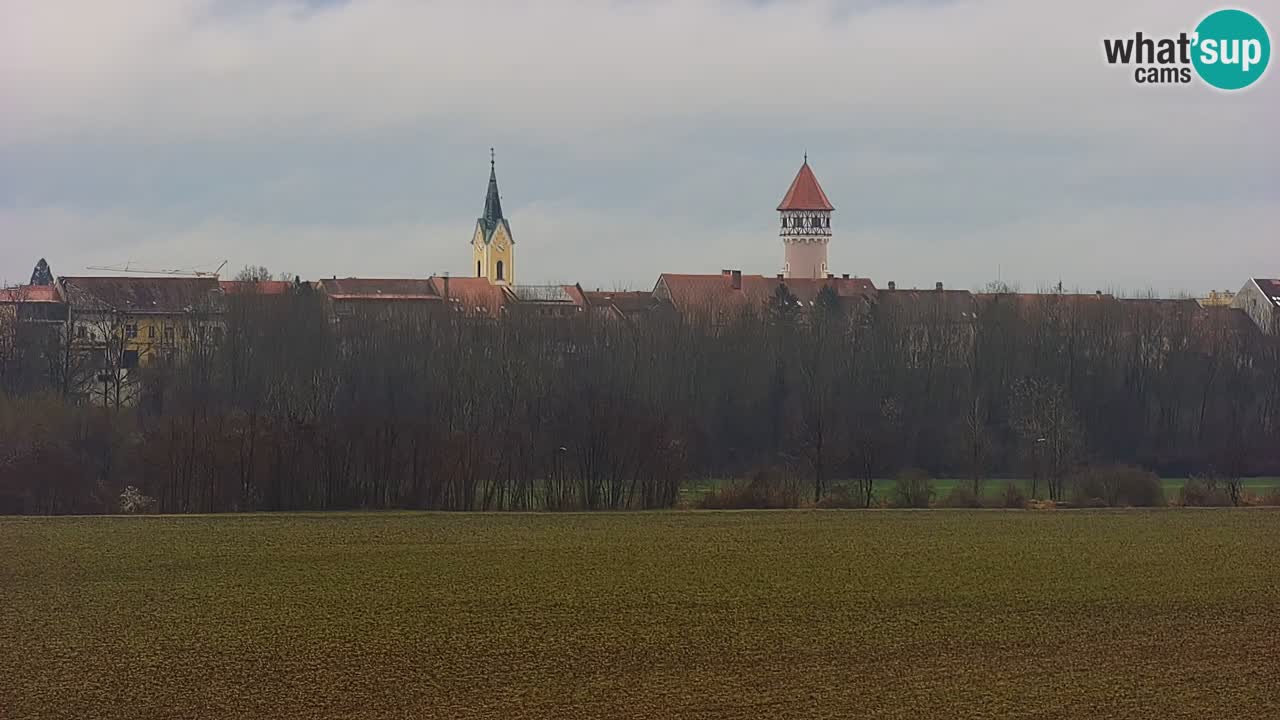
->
[{"left": 471, "top": 149, "right": 514, "bottom": 285}]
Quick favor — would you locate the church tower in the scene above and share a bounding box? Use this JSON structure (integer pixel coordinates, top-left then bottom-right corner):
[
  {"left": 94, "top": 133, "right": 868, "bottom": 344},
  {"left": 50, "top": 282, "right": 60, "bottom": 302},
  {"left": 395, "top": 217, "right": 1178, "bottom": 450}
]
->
[
  {"left": 472, "top": 149, "right": 514, "bottom": 285},
  {"left": 777, "top": 155, "right": 834, "bottom": 280}
]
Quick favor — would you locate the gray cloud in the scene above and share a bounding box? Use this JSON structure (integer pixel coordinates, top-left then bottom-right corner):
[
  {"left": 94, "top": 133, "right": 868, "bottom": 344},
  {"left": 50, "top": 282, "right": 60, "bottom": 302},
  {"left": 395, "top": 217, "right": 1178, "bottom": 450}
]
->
[{"left": 1, "top": 0, "right": 1276, "bottom": 292}]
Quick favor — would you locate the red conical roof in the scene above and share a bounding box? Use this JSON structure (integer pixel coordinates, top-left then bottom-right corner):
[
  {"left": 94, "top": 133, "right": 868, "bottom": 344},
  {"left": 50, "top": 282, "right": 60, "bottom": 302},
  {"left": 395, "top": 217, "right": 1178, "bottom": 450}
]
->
[{"left": 777, "top": 161, "right": 834, "bottom": 211}]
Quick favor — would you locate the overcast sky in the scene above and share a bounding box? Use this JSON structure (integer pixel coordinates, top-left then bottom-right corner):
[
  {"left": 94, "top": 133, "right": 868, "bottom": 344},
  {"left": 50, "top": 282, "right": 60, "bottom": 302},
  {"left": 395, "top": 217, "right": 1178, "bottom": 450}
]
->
[{"left": 1, "top": 0, "right": 1275, "bottom": 294}]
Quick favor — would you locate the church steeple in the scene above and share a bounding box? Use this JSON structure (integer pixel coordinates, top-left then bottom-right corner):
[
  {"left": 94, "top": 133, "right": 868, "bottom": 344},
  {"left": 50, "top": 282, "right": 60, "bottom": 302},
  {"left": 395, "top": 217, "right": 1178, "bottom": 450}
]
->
[
  {"left": 482, "top": 148, "right": 504, "bottom": 229},
  {"left": 471, "top": 148, "right": 515, "bottom": 285}
]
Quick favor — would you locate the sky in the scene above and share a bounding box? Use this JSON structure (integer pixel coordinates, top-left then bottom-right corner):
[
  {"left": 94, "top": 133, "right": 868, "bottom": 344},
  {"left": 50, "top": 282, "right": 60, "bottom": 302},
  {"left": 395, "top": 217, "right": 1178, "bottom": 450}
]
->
[{"left": 1, "top": 0, "right": 1276, "bottom": 294}]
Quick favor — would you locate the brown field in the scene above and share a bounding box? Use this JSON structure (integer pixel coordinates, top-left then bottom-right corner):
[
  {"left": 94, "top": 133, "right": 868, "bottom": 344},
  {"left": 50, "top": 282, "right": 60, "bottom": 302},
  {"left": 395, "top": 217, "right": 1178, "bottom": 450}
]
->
[{"left": 2, "top": 510, "right": 1278, "bottom": 719}]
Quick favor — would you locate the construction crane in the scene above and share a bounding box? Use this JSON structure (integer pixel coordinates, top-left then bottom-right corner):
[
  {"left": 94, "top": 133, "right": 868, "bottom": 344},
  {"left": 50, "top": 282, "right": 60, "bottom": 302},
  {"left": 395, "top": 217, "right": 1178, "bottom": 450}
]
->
[{"left": 85, "top": 260, "right": 229, "bottom": 278}]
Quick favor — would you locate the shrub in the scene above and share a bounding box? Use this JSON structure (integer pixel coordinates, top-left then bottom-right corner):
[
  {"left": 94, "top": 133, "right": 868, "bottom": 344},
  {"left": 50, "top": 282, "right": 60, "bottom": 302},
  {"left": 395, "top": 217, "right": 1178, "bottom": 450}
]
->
[
  {"left": 699, "top": 467, "right": 800, "bottom": 509},
  {"left": 1179, "top": 475, "right": 1232, "bottom": 507},
  {"left": 938, "top": 484, "right": 982, "bottom": 508},
  {"left": 1071, "top": 464, "right": 1165, "bottom": 507},
  {"left": 1254, "top": 488, "right": 1280, "bottom": 507},
  {"left": 890, "top": 468, "right": 934, "bottom": 508},
  {"left": 1002, "top": 482, "right": 1028, "bottom": 509},
  {"left": 816, "top": 484, "right": 868, "bottom": 509},
  {"left": 118, "top": 486, "right": 155, "bottom": 514}
]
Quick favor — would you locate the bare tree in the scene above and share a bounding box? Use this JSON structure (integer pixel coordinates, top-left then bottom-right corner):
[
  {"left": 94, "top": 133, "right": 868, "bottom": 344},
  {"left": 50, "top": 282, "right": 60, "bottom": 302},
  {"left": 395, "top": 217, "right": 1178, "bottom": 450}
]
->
[
  {"left": 234, "top": 265, "right": 274, "bottom": 283},
  {"left": 1012, "top": 377, "right": 1082, "bottom": 501}
]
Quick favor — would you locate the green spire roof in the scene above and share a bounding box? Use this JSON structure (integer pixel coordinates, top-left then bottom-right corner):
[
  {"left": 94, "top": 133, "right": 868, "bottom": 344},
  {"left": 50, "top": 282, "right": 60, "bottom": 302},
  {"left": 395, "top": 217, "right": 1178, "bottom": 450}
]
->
[{"left": 481, "top": 149, "right": 503, "bottom": 231}]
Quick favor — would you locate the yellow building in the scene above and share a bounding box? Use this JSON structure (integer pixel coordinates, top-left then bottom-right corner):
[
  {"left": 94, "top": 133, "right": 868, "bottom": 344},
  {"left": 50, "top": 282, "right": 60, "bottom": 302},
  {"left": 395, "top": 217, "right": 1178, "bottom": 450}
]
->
[
  {"left": 1197, "top": 289, "right": 1236, "bottom": 308},
  {"left": 61, "top": 276, "right": 222, "bottom": 367},
  {"left": 471, "top": 150, "right": 515, "bottom": 285}
]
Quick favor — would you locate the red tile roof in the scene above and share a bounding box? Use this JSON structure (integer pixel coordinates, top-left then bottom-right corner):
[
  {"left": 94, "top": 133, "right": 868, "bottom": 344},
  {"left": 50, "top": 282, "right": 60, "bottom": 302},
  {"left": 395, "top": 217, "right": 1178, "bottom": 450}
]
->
[
  {"left": 777, "top": 161, "right": 834, "bottom": 211},
  {"left": 656, "top": 272, "right": 875, "bottom": 316},
  {"left": 318, "top": 278, "right": 441, "bottom": 301},
  {"left": 429, "top": 276, "right": 507, "bottom": 316},
  {"left": 0, "top": 284, "right": 62, "bottom": 303},
  {"left": 219, "top": 280, "right": 294, "bottom": 296}
]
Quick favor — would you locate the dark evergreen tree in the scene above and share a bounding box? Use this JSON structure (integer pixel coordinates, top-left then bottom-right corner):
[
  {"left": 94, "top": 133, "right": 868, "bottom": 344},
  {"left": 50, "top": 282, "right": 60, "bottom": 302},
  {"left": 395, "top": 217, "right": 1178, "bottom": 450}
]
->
[{"left": 29, "top": 258, "right": 53, "bottom": 286}]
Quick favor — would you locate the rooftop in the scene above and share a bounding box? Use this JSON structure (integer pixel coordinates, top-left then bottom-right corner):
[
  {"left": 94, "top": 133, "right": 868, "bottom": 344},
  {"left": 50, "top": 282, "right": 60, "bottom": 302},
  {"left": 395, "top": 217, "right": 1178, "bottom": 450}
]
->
[
  {"left": 60, "top": 276, "right": 222, "bottom": 314},
  {"left": 219, "top": 280, "right": 295, "bottom": 296},
  {"left": 318, "top": 278, "right": 441, "bottom": 301},
  {"left": 0, "top": 284, "right": 62, "bottom": 303},
  {"left": 777, "top": 160, "right": 834, "bottom": 212}
]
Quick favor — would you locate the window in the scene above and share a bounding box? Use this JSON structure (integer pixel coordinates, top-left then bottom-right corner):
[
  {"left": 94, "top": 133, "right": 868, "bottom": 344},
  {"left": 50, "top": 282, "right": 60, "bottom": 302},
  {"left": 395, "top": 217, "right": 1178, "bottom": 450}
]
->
[
  {"left": 121, "top": 349, "right": 140, "bottom": 369},
  {"left": 164, "top": 326, "right": 175, "bottom": 343},
  {"left": 125, "top": 323, "right": 138, "bottom": 338},
  {"left": 477, "top": 261, "right": 482, "bottom": 277},
  {"left": 496, "top": 260, "right": 504, "bottom": 281},
  {"left": 77, "top": 326, "right": 87, "bottom": 339},
  {"left": 147, "top": 325, "right": 156, "bottom": 339}
]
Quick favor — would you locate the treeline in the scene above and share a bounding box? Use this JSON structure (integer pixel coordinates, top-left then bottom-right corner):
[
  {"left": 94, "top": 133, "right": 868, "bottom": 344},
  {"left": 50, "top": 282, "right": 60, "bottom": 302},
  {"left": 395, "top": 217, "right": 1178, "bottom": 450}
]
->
[{"left": 1, "top": 288, "right": 1278, "bottom": 514}]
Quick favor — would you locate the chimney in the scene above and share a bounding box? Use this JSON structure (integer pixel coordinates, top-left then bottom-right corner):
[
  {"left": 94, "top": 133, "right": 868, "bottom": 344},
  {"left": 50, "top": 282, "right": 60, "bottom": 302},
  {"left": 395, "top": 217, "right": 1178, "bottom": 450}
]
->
[
  {"left": 442, "top": 274, "right": 450, "bottom": 300},
  {"left": 731, "top": 270, "right": 742, "bottom": 290},
  {"left": 887, "top": 281, "right": 896, "bottom": 291},
  {"left": 1095, "top": 290, "right": 1102, "bottom": 297},
  {"left": 842, "top": 273, "right": 849, "bottom": 279},
  {"left": 935, "top": 282, "right": 944, "bottom": 291},
  {"left": 721, "top": 269, "right": 732, "bottom": 276},
  {"left": 776, "top": 273, "right": 784, "bottom": 280},
  {"left": 827, "top": 273, "right": 834, "bottom": 280}
]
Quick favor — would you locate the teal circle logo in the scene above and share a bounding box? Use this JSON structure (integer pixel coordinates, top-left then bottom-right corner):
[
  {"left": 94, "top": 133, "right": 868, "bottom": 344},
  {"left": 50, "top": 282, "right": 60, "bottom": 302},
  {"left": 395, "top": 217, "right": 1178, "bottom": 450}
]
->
[{"left": 1192, "top": 9, "right": 1270, "bottom": 90}]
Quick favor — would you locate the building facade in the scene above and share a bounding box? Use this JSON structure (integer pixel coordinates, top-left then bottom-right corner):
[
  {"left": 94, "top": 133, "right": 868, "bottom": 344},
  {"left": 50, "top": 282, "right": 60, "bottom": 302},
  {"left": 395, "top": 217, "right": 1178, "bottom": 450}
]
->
[
  {"left": 1232, "top": 278, "right": 1280, "bottom": 334},
  {"left": 778, "top": 157, "right": 834, "bottom": 280}
]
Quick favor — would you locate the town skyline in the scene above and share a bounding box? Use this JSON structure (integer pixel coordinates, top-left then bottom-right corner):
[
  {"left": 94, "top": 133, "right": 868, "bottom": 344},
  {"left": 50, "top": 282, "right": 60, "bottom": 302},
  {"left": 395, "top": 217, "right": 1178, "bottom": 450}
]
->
[{"left": 2, "top": 0, "right": 1276, "bottom": 294}]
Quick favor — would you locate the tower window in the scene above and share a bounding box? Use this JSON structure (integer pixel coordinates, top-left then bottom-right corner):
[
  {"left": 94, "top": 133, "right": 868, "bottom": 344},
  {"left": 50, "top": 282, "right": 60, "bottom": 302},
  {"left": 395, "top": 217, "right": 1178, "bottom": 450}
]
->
[
  {"left": 477, "top": 261, "right": 481, "bottom": 277},
  {"left": 496, "top": 260, "right": 504, "bottom": 281}
]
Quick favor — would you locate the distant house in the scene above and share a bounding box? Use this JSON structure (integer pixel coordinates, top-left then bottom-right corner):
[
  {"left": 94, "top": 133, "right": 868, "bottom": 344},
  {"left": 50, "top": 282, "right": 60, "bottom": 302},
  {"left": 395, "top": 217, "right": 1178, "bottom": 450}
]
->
[
  {"left": 1197, "top": 289, "right": 1237, "bottom": 308},
  {"left": 58, "top": 276, "right": 224, "bottom": 406},
  {"left": 582, "top": 290, "right": 669, "bottom": 323},
  {"left": 60, "top": 276, "right": 223, "bottom": 367},
  {"left": 317, "top": 278, "right": 445, "bottom": 320},
  {"left": 1231, "top": 279, "right": 1280, "bottom": 334},
  {"left": 435, "top": 276, "right": 508, "bottom": 318},
  {"left": 218, "top": 279, "right": 297, "bottom": 298},
  {"left": 0, "top": 283, "right": 68, "bottom": 325},
  {"left": 878, "top": 282, "right": 979, "bottom": 367},
  {"left": 315, "top": 276, "right": 510, "bottom": 321},
  {"left": 0, "top": 284, "right": 68, "bottom": 380},
  {"left": 504, "top": 284, "right": 588, "bottom": 320},
  {"left": 654, "top": 270, "right": 876, "bottom": 326}
]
